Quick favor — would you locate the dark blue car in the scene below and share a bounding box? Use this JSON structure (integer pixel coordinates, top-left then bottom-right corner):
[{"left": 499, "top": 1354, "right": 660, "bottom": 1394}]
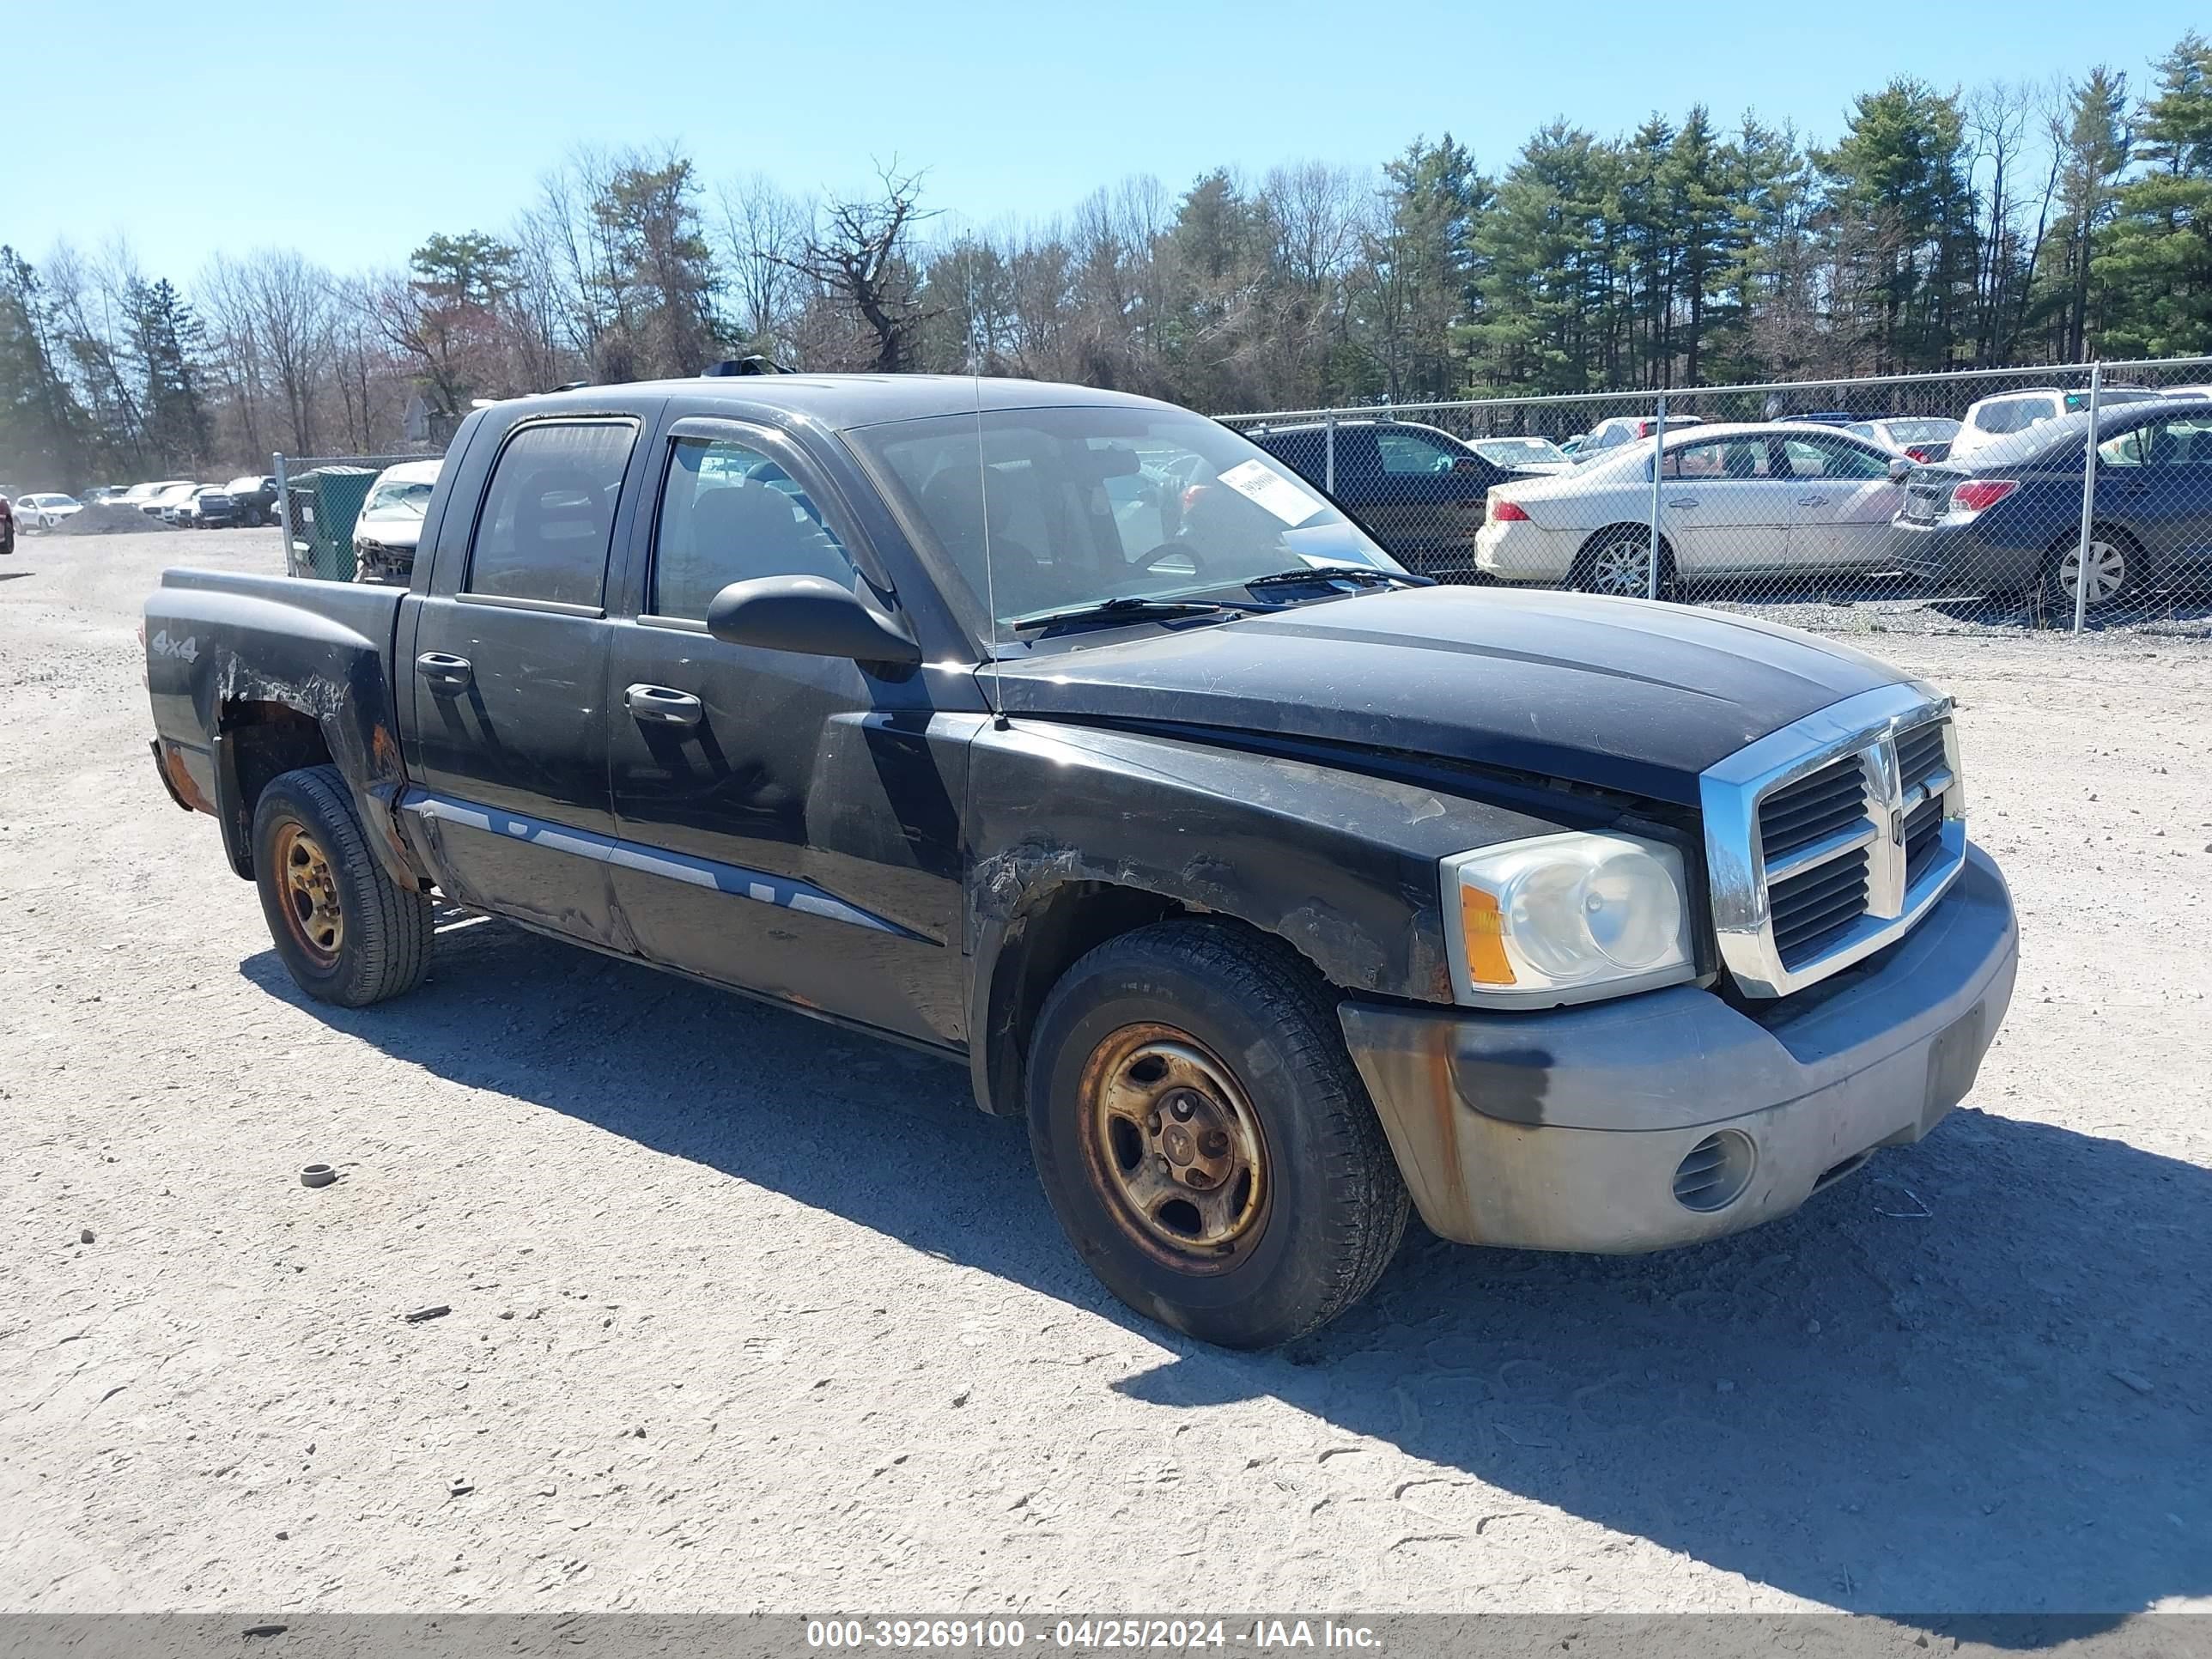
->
[{"left": 1892, "top": 396, "right": 2212, "bottom": 611}]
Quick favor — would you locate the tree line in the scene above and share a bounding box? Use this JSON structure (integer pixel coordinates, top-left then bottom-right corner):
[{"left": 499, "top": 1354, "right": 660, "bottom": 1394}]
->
[{"left": 2, "top": 32, "right": 2208, "bottom": 489}]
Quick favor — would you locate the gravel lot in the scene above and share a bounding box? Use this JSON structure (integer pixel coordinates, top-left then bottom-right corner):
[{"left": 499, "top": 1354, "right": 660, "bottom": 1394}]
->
[{"left": 2, "top": 529, "right": 2208, "bottom": 1619}]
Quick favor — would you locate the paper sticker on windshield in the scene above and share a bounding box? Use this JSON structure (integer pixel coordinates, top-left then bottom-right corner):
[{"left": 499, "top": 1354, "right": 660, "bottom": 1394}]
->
[{"left": 1217, "top": 459, "right": 1318, "bottom": 526}]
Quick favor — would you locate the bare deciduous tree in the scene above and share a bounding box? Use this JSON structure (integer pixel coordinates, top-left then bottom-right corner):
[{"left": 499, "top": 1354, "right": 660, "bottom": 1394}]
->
[{"left": 775, "top": 163, "right": 937, "bottom": 373}]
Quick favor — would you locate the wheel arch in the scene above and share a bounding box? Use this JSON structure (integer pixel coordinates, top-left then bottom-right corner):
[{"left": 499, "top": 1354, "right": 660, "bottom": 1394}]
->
[
  {"left": 969, "top": 877, "right": 1339, "bottom": 1121},
  {"left": 211, "top": 692, "right": 419, "bottom": 890}
]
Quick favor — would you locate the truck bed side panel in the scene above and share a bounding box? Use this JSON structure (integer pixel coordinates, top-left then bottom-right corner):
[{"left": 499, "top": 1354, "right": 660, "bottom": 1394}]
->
[{"left": 144, "top": 570, "right": 416, "bottom": 883}]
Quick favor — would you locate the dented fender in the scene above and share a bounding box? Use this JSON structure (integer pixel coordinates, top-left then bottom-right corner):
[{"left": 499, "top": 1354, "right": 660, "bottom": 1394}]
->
[
  {"left": 960, "top": 715, "right": 1578, "bottom": 1116},
  {"left": 145, "top": 573, "right": 424, "bottom": 888}
]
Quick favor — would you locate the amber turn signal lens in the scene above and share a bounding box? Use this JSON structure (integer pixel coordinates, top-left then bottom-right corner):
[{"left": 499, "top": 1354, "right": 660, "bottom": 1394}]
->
[{"left": 1460, "top": 885, "right": 1517, "bottom": 986}]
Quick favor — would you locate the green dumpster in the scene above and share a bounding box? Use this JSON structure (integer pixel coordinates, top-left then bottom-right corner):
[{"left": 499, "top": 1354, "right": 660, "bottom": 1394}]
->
[{"left": 285, "top": 466, "right": 379, "bottom": 580}]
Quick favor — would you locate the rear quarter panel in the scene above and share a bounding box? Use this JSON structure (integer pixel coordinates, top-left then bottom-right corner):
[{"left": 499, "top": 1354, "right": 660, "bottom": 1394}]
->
[{"left": 146, "top": 571, "right": 410, "bottom": 878}]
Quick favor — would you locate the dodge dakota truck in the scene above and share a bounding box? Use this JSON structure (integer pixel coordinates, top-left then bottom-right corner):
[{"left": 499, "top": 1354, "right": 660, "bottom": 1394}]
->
[{"left": 143, "top": 374, "right": 2019, "bottom": 1348}]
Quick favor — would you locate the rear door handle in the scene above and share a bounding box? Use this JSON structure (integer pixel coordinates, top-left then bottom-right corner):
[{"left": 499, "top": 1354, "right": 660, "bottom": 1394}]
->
[
  {"left": 1797, "top": 495, "right": 1830, "bottom": 507},
  {"left": 415, "top": 652, "right": 472, "bottom": 692},
  {"left": 1665, "top": 497, "right": 1698, "bottom": 509},
  {"left": 624, "top": 684, "right": 704, "bottom": 727}
]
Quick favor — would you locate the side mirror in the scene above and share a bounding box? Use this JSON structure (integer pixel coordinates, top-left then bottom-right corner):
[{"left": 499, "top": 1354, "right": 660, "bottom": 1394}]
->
[
  {"left": 704, "top": 574, "right": 922, "bottom": 668},
  {"left": 1887, "top": 458, "right": 1912, "bottom": 482}
]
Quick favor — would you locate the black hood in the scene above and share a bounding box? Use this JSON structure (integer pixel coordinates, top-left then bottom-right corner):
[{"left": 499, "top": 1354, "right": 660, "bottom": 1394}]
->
[{"left": 987, "top": 586, "right": 1904, "bottom": 805}]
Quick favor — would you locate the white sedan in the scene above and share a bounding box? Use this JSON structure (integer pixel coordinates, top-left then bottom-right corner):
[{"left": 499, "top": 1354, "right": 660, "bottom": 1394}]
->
[{"left": 1474, "top": 422, "right": 1909, "bottom": 596}]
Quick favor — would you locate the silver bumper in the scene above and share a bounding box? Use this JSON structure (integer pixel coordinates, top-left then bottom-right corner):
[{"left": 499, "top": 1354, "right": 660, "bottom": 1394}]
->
[{"left": 1339, "top": 844, "right": 2019, "bottom": 1252}]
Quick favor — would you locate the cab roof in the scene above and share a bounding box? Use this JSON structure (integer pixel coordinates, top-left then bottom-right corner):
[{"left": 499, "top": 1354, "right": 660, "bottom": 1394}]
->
[{"left": 507, "top": 373, "right": 1175, "bottom": 433}]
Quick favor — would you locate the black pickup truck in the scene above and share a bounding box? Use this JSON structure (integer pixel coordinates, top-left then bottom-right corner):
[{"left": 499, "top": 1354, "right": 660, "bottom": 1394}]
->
[{"left": 144, "top": 374, "right": 2019, "bottom": 1348}]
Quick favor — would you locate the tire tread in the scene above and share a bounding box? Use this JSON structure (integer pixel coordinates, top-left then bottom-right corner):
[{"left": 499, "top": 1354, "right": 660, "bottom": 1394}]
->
[{"left": 254, "top": 764, "right": 431, "bottom": 1006}]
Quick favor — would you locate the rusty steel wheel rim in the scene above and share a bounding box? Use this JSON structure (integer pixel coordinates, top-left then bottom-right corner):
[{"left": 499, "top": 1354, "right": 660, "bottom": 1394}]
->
[
  {"left": 1077, "top": 1023, "right": 1269, "bottom": 1273},
  {"left": 273, "top": 821, "right": 343, "bottom": 967}
]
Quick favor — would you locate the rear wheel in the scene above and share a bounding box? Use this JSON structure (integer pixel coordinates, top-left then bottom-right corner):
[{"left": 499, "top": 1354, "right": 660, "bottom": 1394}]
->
[
  {"left": 252, "top": 764, "right": 432, "bottom": 1006},
  {"left": 2041, "top": 528, "right": 2142, "bottom": 614},
  {"left": 1025, "top": 921, "right": 1408, "bottom": 1349},
  {"left": 1572, "top": 527, "right": 1675, "bottom": 599}
]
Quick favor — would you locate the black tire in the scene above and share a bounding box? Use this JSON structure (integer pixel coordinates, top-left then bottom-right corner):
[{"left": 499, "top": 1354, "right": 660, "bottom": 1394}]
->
[
  {"left": 1571, "top": 526, "right": 1676, "bottom": 599},
  {"left": 1025, "top": 920, "right": 1409, "bottom": 1349},
  {"left": 252, "top": 764, "right": 432, "bottom": 1007}
]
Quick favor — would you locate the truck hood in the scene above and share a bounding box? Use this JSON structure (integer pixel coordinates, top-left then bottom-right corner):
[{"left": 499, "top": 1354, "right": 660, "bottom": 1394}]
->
[{"left": 986, "top": 586, "right": 1904, "bottom": 805}]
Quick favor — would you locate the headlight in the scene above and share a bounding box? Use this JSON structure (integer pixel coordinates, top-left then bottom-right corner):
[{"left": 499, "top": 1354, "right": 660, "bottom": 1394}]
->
[{"left": 1442, "top": 832, "right": 1696, "bottom": 1007}]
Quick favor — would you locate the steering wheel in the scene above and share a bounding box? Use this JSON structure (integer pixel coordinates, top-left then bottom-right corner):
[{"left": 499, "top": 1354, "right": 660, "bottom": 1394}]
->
[{"left": 1135, "top": 538, "right": 1208, "bottom": 579}]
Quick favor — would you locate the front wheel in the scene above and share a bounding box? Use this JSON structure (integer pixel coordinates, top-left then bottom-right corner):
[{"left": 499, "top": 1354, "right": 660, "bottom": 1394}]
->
[
  {"left": 1025, "top": 921, "right": 1408, "bottom": 1349},
  {"left": 252, "top": 764, "right": 432, "bottom": 1006}
]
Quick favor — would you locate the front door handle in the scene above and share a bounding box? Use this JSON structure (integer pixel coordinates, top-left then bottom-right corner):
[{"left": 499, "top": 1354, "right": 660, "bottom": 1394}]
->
[
  {"left": 415, "top": 652, "right": 472, "bottom": 692},
  {"left": 1665, "top": 497, "right": 1698, "bottom": 510},
  {"left": 1797, "top": 495, "right": 1830, "bottom": 507},
  {"left": 624, "top": 684, "right": 704, "bottom": 727}
]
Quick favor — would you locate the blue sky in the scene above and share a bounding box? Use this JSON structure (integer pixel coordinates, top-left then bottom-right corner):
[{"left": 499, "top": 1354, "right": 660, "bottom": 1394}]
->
[{"left": 7, "top": 0, "right": 2204, "bottom": 280}]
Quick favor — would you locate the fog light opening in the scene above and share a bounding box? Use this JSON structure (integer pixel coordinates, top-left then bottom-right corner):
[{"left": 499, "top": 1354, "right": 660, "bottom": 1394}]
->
[{"left": 1674, "top": 1130, "right": 1756, "bottom": 1212}]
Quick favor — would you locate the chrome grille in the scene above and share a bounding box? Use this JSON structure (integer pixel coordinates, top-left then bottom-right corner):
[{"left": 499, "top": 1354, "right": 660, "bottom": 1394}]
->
[
  {"left": 1771, "top": 845, "right": 1872, "bottom": 968},
  {"left": 1700, "top": 684, "right": 1970, "bottom": 999},
  {"left": 1759, "top": 753, "right": 1869, "bottom": 862}
]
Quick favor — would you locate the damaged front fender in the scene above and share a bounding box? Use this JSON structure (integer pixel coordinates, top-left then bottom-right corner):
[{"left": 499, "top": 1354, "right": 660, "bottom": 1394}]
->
[{"left": 961, "top": 715, "right": 1576, "bottom": 1116}]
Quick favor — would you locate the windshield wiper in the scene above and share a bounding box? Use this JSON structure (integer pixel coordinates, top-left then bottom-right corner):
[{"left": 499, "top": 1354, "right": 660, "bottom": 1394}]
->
[
  {"left": 1008, "top": 596, "right": 1237, "bottom": 635},
  {"left": 1241, "top": 566, "right": 1428, "bottom": 592}
]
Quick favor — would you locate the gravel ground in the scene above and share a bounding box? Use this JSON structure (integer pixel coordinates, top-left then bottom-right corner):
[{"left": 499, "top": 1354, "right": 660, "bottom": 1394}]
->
[{"left": 2, "top": 529, "right": 2209, "bottom": 1619}]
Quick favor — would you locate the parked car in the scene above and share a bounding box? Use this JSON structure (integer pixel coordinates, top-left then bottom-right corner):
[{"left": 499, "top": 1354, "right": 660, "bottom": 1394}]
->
[
  {"left": 1948, "top": 385, "right": 2164, "bottom": 461},
  {"left": 1467, "top": 435, "right": 1575, "bottom": 475},
  {"left": 350, "top": 459, "right": 442, "bottom": 584},
  {"left": 179, "top": 485, "right": 240, "bottom": 528},
  {"left": 1243, "top": 417, "right": 1540, "bottom": 580},
  {"left": 138, "top": 481, "right": 198, "bottom": 519},
  {"left": 1891, "top": 396, "right": 2212, "bottom": 612},
  {"left": 1844, "top": 416, "right": 1960, "bottom": 463},
  {"left": 154, "top": 483, "right": 207, "bottom": 523},
  {"left": 225, "top": 475, "right": 280, "bottom": 526},
  {"left": 1475, "top": 422, "right": 1910, "bottom": 595},
  {"left": 11, "top": 492, "right": 84, "bottom": 530},
  {"left": 122, "top": 479, "right": 189, "bottom": 513},
  {"left": 143, "top": 374, "right": 2016, "bottom": 1349},
  {"left": 1574, "top": 413, "right": 1705, "bottom": 462}
]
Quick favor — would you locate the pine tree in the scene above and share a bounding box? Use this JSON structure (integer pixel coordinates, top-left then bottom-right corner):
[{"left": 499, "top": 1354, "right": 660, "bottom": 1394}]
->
[
  {"left": 2094, "top": 33, "right": 2212, "bottom": 356},
  {"left": 0, "top": 247, "right": 98, "bottom": 489},
  {"left": 127, "top": 277, "right": 213, "bottom": 471}
]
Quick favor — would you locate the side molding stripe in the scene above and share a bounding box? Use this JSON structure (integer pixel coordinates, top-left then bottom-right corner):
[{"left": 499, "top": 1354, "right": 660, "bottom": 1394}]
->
[{"left": 401, "top": 790, "right": 926, "bottom": 941}]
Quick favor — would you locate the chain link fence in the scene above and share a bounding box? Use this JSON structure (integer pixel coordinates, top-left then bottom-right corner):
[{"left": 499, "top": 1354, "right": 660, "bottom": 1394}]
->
[
  {"left": 273, "top": 447, "right": 446, "bottom": 582},
  {"left": 1218, "top": 356, "right": 2212, "bottom": 636}
]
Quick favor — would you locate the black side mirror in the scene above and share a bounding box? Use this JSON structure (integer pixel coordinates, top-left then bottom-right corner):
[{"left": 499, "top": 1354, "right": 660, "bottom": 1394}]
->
[
  {"left": 704, "top": 574, "right": 922, "bottom": 668},
  {"left": 1887, "top": 458, "right": 1912, "bottom": 482}
]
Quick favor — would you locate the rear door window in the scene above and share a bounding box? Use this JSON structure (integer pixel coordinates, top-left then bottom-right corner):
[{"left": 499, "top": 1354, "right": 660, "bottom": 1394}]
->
[{"left": 465, "top": 421, "right": 637, "bottom": 608}]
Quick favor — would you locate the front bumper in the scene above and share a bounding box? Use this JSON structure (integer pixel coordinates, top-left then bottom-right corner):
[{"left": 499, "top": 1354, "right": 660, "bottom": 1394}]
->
[{"left": 1339, "top": 844, "right": 2017, "bottom": 1251}]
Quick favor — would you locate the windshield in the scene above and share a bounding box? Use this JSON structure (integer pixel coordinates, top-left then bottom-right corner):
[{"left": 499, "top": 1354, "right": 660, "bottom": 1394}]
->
[
  {"left": 848, "top": 403, "right": 1402, "bottom": 642},
  {"left": 1473, "top": 437, "right": 1565, "bottom": 466},
  {"left": 363, "top": 479, "right": 434, "bottom": 518}
]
